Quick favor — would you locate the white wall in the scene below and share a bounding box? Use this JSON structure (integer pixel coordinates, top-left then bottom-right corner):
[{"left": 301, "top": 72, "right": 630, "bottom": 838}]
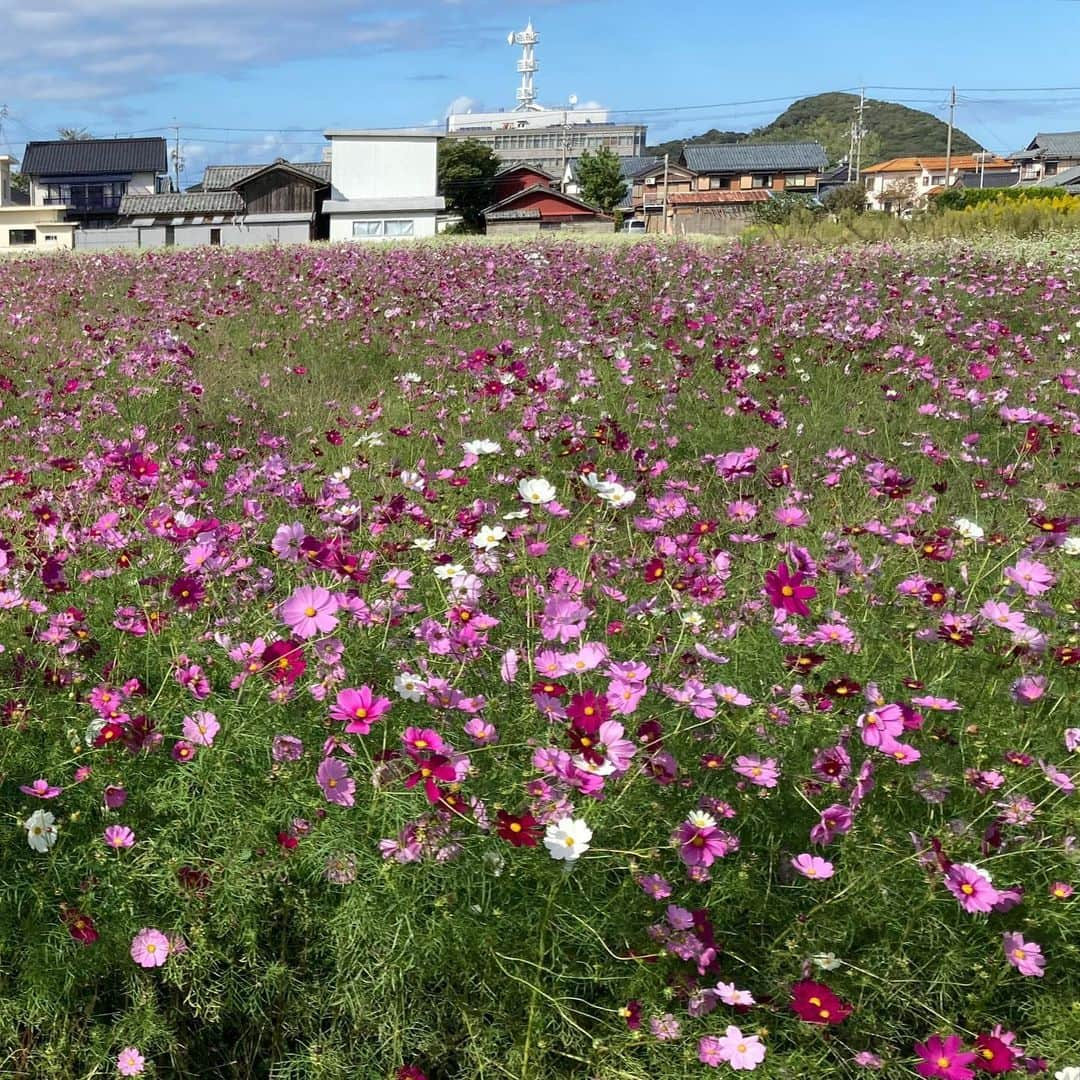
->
[
  {"left": 329, "top": 212, "right": 438, "bottom": 242},
  {"left": 330, "top": 136, "right": 438, "bottom": 200}
]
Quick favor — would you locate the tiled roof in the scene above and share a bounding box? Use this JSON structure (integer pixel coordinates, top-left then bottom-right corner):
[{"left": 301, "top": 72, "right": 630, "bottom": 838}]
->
[
  {"left": 619, "top": 155, "right": 661, "bottom": 178},
  {"left": 667, "top": 190, "right": 771, "bottom": 206},
  {"left": 495, "top": 162, "right": 559, "bottom": 181},
  {"left": 202, "top": 160, "right": 330, "bottom": 190},
  {"left": 956, "top": 170, "right": 1020, "bottom": 190},
  {"left": 485, "top": 208, "right": 543, "bottom": 221},
  {"left": 683, "top": 142, "right": 827, "bottom": 173},
  {"left": 20, "top": 137, "right": 167, "bottom": 177},
  {"left": 863, "top": 155, "right": 1010, "bottom": 174},
  {"left": 1021, "top": 131, "right": 1080, "bottom": 158},
  {"left": 1036, "top": 164, "right": 1080, "bottom": 188},
  {"left": 118, "top": 191, "right": 244, "bottom": 216}
]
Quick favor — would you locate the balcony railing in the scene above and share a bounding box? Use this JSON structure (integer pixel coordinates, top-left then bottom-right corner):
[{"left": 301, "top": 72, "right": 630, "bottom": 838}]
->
[{"left": 44, "top": 195, "right": 123, "bottom": 212}]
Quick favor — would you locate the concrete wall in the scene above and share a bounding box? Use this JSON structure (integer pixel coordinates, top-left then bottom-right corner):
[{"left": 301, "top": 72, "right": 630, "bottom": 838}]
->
[
  {"left": 486, "top": 218, "right": 614, "bottom": 237},
  {"left": 73, "top": 228, "right": 140, "bottom": 250},
  {"left": 330, "top": 136, "right": 438, "bottom": 200},
  {"left": 329, "top": 211, "right": 438, "bottom": 242}
]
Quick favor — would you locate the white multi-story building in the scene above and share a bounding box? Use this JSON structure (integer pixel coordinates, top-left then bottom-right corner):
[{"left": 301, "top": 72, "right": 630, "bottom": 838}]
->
[{"left": 321, "top": 130, "right": 445, "bottom": 241}]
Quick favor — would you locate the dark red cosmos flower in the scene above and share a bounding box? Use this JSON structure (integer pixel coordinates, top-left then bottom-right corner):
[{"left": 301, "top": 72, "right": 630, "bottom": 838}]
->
[
  {"left": 973, "top": 1035, "right": 1017, "bottom": 1074},
  {"left": 397, "top": 1066, "right": 428, "bottom": 1080},
  {"left": 566, "top": 690, "right": 610, "bottom": 731},
  {"left": 496, "top": 810, "right": 541, "bottom": 847},
  {"left": 93, "top": 721, "right": 127, "bottom": 749},
  {"left": 923, "top": 582, "right": 949, "bottom": 607},
  {"left": 790, "top": 980, "right": 852, "bottom": 1025},
  {"left": 822, "top": 677, "right": 861, "bottom": 702},
  {"left": 277, "top": 831, "right": 298, "bottom": 851},
  {"left": 1054, "top": 645, "right": 1078, "bottom": 667},
  {"left": 261, "top": 640, "right": 307, "bottom": 685},
  {"left": 63, "top": 909, "right": 99, "bottom": 945},
  {"left": 643, "top": 558, "right": 666, "bottom": 583},
  {"left": 170, "top": 576, "right": 205, "bottom": 609},
  {"left": 178, "top": 865, "right": 212, "bottom": 895},
  {"left": 619, "top": 1000, "right": 642, "bottom": 1031},
  {"left": 785, "top": 651, "right": 826, "bottom": 673},
  {"left": 404, "top": 754, "right": 457, "bottom": 803}
]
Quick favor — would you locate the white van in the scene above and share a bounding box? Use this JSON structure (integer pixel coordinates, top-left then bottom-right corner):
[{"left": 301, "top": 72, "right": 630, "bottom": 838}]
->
[{"left": 622, "top": 220, "right": 647, "bottom": 234}]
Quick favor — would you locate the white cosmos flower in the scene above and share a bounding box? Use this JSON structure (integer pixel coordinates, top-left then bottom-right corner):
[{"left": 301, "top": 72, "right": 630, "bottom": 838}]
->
[
  {"left": 581, "top": 472, "right": 619, "bottom": 497},
  {"left": 472, "top": 524, "right": 507, "bottom": 550},
  {"left": 25, "top": 809, "right": 58, "bottom": 853},
  {"left": 1062, "top": 536, "right": 1080, "bottom": 556},
  {"left": 412, "top": 538, "right": 436, "bottom": 552},
  {"left": 572, "top": 755, "right": 616, "bottom": 777},
  {"left": 518, "top": 477, "right": 557, "bottom": 504},
  {"left": 353, "top": 431, "right": 384, "bottom": 448},
  {"left": 400, "top": 470, "right": 425, "bottom": 492},
  {"left": 433, "top": 562, "right": 465, "bottom": 580},
  {"left": 681, "top": 611, "right": 705, "bottom": 629},
  {"left": 400, "top": 372, "right": 422, "bottom": 384},
  {"left": 953, "top": 517, "right": 984, "bottom": 541},
  {"left": 329, "top": 466, "right": 352, "bottom": 483},
  {"left": 544, "top": 817, "right": 592, "bottom": 861},
  {"left": 1054, "top": 1070, "right": 1080, "bottom": 1080},
  {"left": 502, "top": 509, "right": 530, "bottom": 520},
  {"left": 600, "top": 484, "right": 636, "bottom": 509},
  {"left": 686, "top": 810, "right": 717, "bottom": 830},
  {"left": 462, "top": 439, "right": 501, "bottom": 456},
  {"left": 393, "top": 673, "right": 427, "bottom": 701}
]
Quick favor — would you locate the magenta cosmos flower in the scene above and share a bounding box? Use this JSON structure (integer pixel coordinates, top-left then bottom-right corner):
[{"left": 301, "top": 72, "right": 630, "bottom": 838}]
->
[
  {"left": 279, "top": 585, "right": 339, "bottom": 639},
  {"left": 914, "top": 1034, "right": 978, "bottom": 1080},
  {"left": 19, "top": 778, "right": 63, "bottom": 799},
  {"left": 1002, "top": 931, "right": 1045, "bottom": 977},
  {"left": 330, "top": 685, "right": 391, "bottom": 735},
  {"left": 104, "top": 825, "right": 136, "bottom": 849},
  {"left": 676, "top": 812, "right": 735, "bottom": 868},
  {"left": 130, "top": 927, "right": 170, "bottom": 969},
  {"left": 764, "top": 562, "right": 817, "bottom": 617},
  {"left": 316, "top": 757, "right": 356, "bottom": 807},
  {"left": 944, "top": 864, "right": 998, "bottom": 914}
]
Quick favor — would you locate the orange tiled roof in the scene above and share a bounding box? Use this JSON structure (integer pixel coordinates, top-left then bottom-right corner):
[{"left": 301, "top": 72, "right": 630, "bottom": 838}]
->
[{"left": 863, "top": 155, "right": 1012, "bottom": 174}]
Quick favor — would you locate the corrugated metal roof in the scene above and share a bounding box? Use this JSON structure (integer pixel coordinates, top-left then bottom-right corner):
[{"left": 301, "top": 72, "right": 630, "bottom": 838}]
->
[
  {"left": 668, "top": 190, "right": 771, "bottom": 206},
  {"left": 683, "top": 142, "right": 828, "bottom": 173},
  {"left": 956, "top": 170, "right": 1021, "bottom": 190},
  {"left": 485, "top": 209, "right": 543, "bottom": 221},
  {"left": 118, "top": 191, "right": 244, "bottom": 216},
  {"left": 21, "top": 138, "right": 168, "bottom": 177},
  {"left": 202, "top": 160, "right": 331, "bottom": 190}
]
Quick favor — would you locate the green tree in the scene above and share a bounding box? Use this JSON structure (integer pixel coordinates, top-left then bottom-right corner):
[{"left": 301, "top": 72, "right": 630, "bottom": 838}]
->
[
  {"left": 437, "top": 138, "right": 500, "bottom": 233},
  {"left": 576, "top": 147, "right": 627, "bottom": 215},
  {"left": 821, "top": 183, "right": 868, "bottom": 215},
  {"left": 58, "top": 127, "right": 93, "bottom": 140}
]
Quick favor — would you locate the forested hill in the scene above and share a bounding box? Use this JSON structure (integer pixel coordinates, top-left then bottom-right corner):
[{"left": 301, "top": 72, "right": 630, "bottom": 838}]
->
[{"left": 647, "top": 92, "right": 983, "bottom": 165}]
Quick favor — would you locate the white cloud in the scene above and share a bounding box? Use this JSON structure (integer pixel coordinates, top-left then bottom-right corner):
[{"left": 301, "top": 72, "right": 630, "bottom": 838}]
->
[{"left": 444, "top": 95, "right": 483, "bottom": 118}]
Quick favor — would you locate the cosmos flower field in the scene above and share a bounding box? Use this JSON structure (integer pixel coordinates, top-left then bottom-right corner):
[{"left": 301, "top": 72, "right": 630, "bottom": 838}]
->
[{"left": 1, "top": 238, "right": 1078, "bottom": 1080}]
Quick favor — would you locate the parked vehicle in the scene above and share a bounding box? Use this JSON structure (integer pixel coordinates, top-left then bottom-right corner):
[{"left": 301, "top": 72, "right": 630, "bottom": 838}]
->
[{"left": 622, "top": 219, "right": 646, "bottom": 234}]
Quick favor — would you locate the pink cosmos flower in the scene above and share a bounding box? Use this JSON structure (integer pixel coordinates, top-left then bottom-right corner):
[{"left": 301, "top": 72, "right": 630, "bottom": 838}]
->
[
  {"left": 677, "top": 815, "right": 736, "bottom": 868},
  {"left": 182, "top": 710, "right": 220, "bottom": 747},
  {"left": 104, "top": 825, "right": 136, "bottom": 849},
  {"left": 858, "top": 704, "right": 904, "bottom": 749},
  {"left": 19, "top": 778, "right": 63, "bottom": 799},
  {"left": 117, "top": 1047, "right": 146, "bottom": 1076},
  {"left": 714, "top": 1025, "right": 767, "bottom": 1071},
  {"left": 279, "top": 585, "right": 339, "bottom": 639},
  {"left": 791, "top": 853, "right": 835, "bottom": 880},
  {"left": 330, "top": 685, "right": 391, "bottom": 735},
  {"left": 914, "top": 1033, "right": 978, "bottom": 1080},
  {"left": 979, "top": 600, "right": 1027, "bottom": 633},
  {"left": 1002, "top": 931, "right": 1045, "bottom": 977},
  {"left": 944, "top": 864, "right": 998, "bottom": 914},
  {"left": 764, "top": 562, "right": 817, "bottom": 617},
  {"left": 1010, "top": 675, "right": 1047, "bottom": 705},
  {"left": 733, "top": 755, "right": 780, "bottom": 788},
  {"left": 1003, "top": 558, "right": 1054, "bottom": 597},
  {"left": 130, "top": 927, "right": 170, "bottom": 968},
  {"left": 699, "top": 1035, "right": 726, "bottom": 1067},
  {"left": 316, "top": 757, "right": 356, "bottom": 807}
]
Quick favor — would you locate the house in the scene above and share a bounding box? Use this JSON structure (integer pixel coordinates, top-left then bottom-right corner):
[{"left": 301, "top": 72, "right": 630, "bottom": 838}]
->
[
  {"left": 116, "top": 159, "right": 331, "bottom": 246},
  {"left": 19, "top": 137, "right": 168, "bottom": 229},
  {"left": 482, "top": 185, "right": 612, "bottom": 235},
  {"left": 954, "top": 168, "right": 1021, "bottom": 191},
  {"left": 862, "top": 154, "right": 1012, "bottom": 212},
  {"left": 492, "top": 162, "right": 562, "bottom": 203},
  {"left": 1009, "top": 131, "right": 1080, "bottom": 184},
  {"left": 681, "top": 142, "right": 828, "bottom": 194},
  {"left": 624, "top": 157, "right": 694, "bottom": 231},
  {"left": 0, "top": 155, "right": 76, "bottom": 254},
  {"left": 322, "top": 129, "right": 444, "bottom": 241},
  {"left": 1031, "top": 163, "right": 1080, "bottom": 194}
]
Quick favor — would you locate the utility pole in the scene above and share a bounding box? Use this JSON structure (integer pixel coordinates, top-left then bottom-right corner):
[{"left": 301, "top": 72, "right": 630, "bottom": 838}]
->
[
  {"left": 944, "top": 86, "right": 956, "bottom": 189},
  {"left": 171, "top": 122, "right": 184, "bottom": 193},
  {"left": 853, "top": 87, "right": 866, "bottom": 183},
  {"left": 662, "top": 152, "right": 670, "bottom": 235}
]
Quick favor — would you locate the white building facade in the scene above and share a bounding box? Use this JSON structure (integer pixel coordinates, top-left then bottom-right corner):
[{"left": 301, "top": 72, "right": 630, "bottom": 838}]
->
[{"left": 322, "top": 130, "right": 444, "bottom": 242}]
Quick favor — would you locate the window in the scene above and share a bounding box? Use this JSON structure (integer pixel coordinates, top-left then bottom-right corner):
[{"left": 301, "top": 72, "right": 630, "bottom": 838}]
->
[
  {"left": 43, "top": 234, "right": 58, "bottom": 241},
  {"left": 210, "top": 228, "right": 221, "bottom": 246},
  {"left": 8, "top": 229, "right": 36, "bottom": 246},
  {"left": 708, "top": 176, "right": 730, "bottom": 190},
  {"left": 786, "top": 174, "right": 807, "bottom": 188},
  {"left": 922, "top": 175, "right": 931, "bottom": 186},
  {"left": 383, "top": 220, "right": 414, "bottom": 237},
  {"left": 44, "top": 181, "right": 127, "bottom": 211},
  {"left": 750, "top": 174, "right": 773, "bottom": 189},
  {"left": 352, "top": 220, "right": 383, "bottom": 237}
]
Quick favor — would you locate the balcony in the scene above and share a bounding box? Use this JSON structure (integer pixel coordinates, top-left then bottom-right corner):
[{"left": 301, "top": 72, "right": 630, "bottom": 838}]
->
[{"left": 44, "top": 195, "right": 123, "bottom": 212}]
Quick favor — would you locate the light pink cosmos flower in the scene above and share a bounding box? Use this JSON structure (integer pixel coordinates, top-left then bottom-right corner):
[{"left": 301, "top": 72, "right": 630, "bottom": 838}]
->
[
  {"left": 715, "top": 981, "right": 756, "bottom": 1006},
  {"left": 130, "top": 927, "right": 170, "bottom": 968},
  {"left": 19, "top": 778, "right": 63, "bottom": 799},
  {"left": 182, "top": 710, "right": 220, "bottom": 747},
  {"left": 714, "top": 1025, "right": 767, "bottom": 1070},
  {"left": 858, "top": 704, "right": 904, "bottom": 749},
  {"left": 116, "top": 1047, "right": 146, "bottom": 1076},
  {"left": 279, "top": 585, "right": 339, "bottom": 639},
  {"left": 1004, "top": 558, "right": 1054, "bottom": 597},
  {"left": 1002, "top": 931, "right": 1045, "bottom": 976},
  {"left": 791, "top": 853, "right": 835, "bottom": 880},
  {"left": 316, "top": 757, "right": 356, "bottom": 807},
  {"left": 104, "top": 825, "right": 136, "bottom": 849},
  {"left": 979, "top": 600, "right": 1027, "bottom": 634},
  {"left": 1065, "top": 728, "right": 1080, "bottom": 753},
  {"left": 733, "top": 755, "right": 780, "bottom": 788}
]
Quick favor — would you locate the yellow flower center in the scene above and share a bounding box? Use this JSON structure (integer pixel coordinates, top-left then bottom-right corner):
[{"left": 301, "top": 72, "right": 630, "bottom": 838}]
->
[
  {"left": 304, "top": 606, "right": 317, "bottom": 617},
  {"left": 781, "top": 585, "right": 794, "bottom": 597}
]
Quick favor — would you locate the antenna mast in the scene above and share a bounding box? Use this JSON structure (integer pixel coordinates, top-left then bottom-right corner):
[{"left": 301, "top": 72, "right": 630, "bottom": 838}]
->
[{"left": 507, "top": 21, "right": 540, "bottom": 111}]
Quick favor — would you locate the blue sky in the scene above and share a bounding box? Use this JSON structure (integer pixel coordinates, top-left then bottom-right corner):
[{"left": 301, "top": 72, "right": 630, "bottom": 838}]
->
[{"left": 2, "top": 0, "right": 1079, "bottom": 180}]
